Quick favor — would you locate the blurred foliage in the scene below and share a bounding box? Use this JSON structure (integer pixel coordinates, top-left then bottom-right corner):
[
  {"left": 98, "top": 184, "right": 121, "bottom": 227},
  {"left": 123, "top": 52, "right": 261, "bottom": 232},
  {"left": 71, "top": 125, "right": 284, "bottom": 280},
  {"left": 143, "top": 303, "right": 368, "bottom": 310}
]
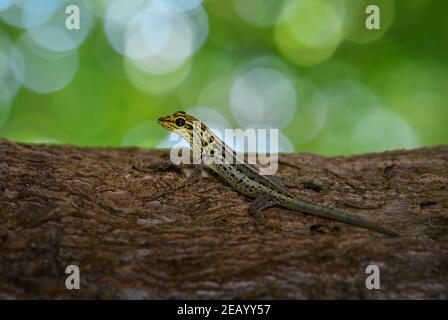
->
[{"left": 0, "top": 0, "right": 447, "bottom": 155}]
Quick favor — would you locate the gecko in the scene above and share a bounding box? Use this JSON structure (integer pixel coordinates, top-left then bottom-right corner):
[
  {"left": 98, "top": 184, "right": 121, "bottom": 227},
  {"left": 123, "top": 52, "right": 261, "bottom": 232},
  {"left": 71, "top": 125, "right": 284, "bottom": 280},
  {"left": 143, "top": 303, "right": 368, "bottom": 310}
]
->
[{"left": 156, "top": 111, "right": 399, "bottom": 237}]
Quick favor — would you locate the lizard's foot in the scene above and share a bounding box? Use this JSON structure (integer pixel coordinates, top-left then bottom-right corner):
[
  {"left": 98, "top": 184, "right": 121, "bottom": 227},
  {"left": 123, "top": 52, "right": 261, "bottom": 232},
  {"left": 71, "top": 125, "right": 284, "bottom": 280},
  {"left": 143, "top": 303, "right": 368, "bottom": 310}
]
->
[
  {"left": 249, "top": 207, "right": 264, "bottom": 225},
  {"left": 182, "top": 164, "right": 205, "bottom": 186}
]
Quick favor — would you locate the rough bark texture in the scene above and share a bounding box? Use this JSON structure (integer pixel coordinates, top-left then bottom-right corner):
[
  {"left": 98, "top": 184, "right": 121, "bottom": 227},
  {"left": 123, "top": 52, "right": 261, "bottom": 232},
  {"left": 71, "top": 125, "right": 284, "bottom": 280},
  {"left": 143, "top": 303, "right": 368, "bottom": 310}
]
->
[{"left": 0, "top": 139, "right": 447, "bottom": 299}]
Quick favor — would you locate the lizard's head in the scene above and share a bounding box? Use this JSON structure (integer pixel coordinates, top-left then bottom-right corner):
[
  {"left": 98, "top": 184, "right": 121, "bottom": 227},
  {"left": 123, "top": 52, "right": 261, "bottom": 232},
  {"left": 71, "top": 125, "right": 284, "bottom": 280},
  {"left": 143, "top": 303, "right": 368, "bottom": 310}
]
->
[{"left": 157, "top": 111, "right": 202, "bottom": 144}]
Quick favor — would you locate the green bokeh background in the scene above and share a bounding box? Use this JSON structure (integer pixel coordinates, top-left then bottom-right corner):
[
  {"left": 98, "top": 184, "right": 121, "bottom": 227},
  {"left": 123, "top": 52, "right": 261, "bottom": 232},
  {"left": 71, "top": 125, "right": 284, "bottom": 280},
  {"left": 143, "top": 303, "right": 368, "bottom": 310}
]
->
[{"left": 0, "top": 0, "right": 447, "bottom": 156}]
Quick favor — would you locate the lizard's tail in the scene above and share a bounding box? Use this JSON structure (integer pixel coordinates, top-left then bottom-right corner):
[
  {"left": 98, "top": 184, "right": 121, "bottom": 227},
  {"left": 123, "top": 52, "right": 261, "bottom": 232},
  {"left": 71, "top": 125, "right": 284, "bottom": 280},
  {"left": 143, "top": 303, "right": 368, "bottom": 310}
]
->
[{"left": 283, "top": 198, "right": 399, "bottom": 237}]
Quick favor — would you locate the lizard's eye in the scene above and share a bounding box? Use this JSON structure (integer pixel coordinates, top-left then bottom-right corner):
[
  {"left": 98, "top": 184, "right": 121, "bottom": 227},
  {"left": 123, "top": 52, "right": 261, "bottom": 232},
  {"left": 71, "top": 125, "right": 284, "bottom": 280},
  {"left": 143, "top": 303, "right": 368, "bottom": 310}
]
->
[{"left": 175, "top": 117, "right": 186, "bottom": 127}]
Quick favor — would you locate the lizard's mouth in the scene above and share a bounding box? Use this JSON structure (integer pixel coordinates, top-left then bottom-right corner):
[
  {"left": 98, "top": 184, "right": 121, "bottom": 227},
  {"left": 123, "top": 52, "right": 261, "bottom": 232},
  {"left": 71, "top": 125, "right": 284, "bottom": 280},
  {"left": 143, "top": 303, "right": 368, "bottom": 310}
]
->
[
  {"left": 157, "top": 117, "right": 172, "bottom": 130},
  {"left": 157, "top": 117, "right": 168, "bottom": 125}
]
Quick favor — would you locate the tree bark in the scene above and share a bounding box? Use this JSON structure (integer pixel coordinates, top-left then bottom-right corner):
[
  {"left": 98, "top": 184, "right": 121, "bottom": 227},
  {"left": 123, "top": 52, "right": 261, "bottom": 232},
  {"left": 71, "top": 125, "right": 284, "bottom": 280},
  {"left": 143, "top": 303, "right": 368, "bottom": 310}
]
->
[{"left": 0, "top": 139, "right": 447, "bottom": 299}]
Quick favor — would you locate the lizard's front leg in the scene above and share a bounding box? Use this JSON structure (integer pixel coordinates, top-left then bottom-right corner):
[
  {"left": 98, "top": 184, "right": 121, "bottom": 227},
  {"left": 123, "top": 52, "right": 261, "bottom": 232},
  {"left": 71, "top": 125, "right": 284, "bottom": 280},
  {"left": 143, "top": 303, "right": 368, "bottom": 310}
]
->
[
  {"left": 132, "top": 159, "right": 181, "bottom": 173},
  {"left": 133, "top": 160, "right": 208, "bottom": 198},
  {"left": 160, "top": 163, "right": 208, "bottom": 195}
]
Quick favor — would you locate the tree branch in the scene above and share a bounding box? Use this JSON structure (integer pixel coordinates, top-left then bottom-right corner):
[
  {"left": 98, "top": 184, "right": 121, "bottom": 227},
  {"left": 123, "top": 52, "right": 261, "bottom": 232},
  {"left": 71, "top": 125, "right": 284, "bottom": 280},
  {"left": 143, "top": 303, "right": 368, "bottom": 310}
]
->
[{"left": 0, "top": 139, "right": 447, "bottom": 299}]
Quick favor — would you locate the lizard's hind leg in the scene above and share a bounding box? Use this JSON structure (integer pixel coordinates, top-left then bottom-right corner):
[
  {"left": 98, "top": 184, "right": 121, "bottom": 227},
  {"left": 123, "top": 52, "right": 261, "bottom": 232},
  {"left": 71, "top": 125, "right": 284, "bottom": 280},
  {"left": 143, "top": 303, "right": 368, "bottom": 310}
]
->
[{"left": 249, "top": 193, "right": 277, "bottom": 224}]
